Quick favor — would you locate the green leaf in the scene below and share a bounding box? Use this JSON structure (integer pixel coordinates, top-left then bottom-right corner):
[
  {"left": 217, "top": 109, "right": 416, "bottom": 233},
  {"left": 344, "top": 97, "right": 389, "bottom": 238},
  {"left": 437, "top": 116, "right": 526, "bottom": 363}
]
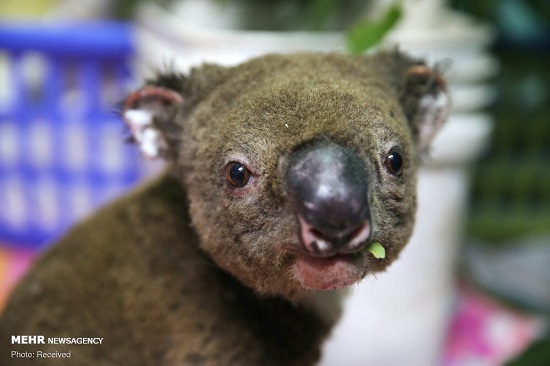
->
[
  {"left": 505, "top": 337, "right": 550, "bottom": 366},
  {"left": 346, "top": 3, "right": 402, "bottom": 55},
  {"left": 303, "top": 0, "right": 340, "bottom": 31},
  {"left": 367, "top": 242, "right": 386, "bottom": 259}
]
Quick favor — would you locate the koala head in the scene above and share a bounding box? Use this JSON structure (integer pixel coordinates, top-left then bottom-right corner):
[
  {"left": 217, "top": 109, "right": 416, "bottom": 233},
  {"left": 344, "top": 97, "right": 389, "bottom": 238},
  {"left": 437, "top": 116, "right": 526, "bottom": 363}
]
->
[{"left": 123, "top": 51, "right": 449, "bottom": 298}]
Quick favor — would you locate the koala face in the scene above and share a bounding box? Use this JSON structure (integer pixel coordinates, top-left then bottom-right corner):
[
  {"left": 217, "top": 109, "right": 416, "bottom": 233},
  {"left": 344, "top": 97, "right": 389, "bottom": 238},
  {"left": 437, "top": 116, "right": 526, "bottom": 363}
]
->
[{"left": 123, "top": 52, "right": 449, "bottom": 298}]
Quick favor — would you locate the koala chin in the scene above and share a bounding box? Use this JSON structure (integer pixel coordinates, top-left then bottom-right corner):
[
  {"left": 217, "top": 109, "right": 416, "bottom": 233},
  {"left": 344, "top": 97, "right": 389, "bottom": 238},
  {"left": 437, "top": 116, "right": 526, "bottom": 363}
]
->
[{"left": 0, "top": 51, "right": 449, "bottom": 365}]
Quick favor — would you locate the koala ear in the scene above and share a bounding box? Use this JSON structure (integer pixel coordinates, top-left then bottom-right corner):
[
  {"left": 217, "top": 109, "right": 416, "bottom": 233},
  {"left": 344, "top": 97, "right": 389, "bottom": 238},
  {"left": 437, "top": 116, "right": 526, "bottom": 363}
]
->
[
  {"left": 400, "top": 65, "right": 451, "bottom": 150},
  {"left": 122, "top": 86, "right": 184, "bottom": 159}
]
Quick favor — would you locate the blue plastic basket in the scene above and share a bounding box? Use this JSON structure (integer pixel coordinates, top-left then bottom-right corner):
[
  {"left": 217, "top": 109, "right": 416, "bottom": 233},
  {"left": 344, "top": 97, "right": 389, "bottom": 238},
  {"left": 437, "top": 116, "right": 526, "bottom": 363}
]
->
[{"left": 0, "top": 22, "right": 143, "bottom": 249}]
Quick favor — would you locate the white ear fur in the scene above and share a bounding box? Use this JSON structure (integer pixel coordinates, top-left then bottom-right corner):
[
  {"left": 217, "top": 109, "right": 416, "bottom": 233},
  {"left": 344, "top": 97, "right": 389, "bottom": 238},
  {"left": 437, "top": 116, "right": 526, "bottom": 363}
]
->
[
  {"left": 122, "top": 86, "right": 183, "bottom": 159},
  {"left": 124, "top": 109, "right": 168, "bottom": 159},
  {"left": 417, "top": 88, "right": 451, "bottom": 149}
]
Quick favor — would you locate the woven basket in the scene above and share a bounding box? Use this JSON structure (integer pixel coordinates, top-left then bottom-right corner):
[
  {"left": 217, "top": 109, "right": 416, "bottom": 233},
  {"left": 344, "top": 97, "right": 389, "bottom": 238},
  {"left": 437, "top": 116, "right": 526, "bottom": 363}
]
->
[{"left": 0, "top": 22, "right": 143, "bottom": 248}]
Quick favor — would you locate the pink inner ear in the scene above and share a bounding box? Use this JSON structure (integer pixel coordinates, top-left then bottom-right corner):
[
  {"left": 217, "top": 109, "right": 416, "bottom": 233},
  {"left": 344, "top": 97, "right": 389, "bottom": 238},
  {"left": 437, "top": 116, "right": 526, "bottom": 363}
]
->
[
  {"left": 407, "top": 65, "right": 447, "bottom": 90},
  {"left": 123, "top": 86, "right": 184, "bottom": 113}
]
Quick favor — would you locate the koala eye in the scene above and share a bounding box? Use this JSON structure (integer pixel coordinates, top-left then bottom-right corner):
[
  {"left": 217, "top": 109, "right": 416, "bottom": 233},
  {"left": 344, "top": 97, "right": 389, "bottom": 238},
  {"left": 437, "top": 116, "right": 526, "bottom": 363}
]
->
[
  {"left": 225, "top": 162, "right": 252, "bottom": 188},
  {"left": 384, "top": 148, "right": 404, "bottom": 176}
]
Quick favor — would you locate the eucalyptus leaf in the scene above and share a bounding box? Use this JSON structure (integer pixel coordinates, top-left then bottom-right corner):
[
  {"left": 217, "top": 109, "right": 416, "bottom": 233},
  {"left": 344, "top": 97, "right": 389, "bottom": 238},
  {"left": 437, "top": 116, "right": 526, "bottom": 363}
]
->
[
  {"left": 367, "top": 242, "right": 386, "bottom": 259},
  {"left": 303, "top": 0, "right": 340, "bottom": 31},
  {"left": 346, "top": 3, "right": 402, "bottom": 55}
]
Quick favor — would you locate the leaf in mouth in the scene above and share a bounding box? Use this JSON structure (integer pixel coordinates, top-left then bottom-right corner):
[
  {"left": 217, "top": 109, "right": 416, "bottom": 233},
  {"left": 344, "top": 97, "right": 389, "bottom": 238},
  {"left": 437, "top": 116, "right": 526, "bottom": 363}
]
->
[{"left": 367, "top": 242, "right": 386, "bottom": 259}]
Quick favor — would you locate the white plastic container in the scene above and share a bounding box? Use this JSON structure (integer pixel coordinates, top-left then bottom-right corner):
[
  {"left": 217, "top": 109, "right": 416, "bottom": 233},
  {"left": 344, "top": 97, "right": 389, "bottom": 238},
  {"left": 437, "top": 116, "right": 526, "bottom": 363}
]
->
[{"left": 320, "top": 113, "right": 493, "bottom": 366}]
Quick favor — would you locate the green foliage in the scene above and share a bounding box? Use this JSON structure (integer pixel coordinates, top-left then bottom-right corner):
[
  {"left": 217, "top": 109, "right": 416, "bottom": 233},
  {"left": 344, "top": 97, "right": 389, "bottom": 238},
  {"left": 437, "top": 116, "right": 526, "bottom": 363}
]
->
[
  {"left": 505, "top": 337, "right": 550, "bottom": 366},
  {"left": 346, "top": 3, "right": 402, "bottom": 54},
  {"left": 367, "top": 242, "right": 386, "bottom": 259},
  {"left": 111, "top": 0, "right": 403, "bottom": 52},
  {"left": 466, "top": 50, "right": 550, "bottom": 243},
  {"left": 302, "top": 0, "right": 340, "bottom": 31}
]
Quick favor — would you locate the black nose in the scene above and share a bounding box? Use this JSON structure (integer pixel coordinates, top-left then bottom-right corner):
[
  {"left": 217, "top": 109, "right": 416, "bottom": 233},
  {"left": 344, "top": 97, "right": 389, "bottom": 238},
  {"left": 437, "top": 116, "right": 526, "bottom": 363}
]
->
[{"left": 285, "top": 141, "right": 371, "bottom": 257}]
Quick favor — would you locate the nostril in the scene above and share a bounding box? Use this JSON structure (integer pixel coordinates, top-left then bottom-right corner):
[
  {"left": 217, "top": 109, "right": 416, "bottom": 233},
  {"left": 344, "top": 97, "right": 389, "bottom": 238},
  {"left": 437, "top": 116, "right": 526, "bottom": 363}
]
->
[
  {"left": 309, "top": 239, "right": 334, "bottom": 257},
  {"left": 341, "top": 222, "right": 371, "bottom": 253},
  {"left": 299, "top": 216, "right": 371, "bottom": 257},
  {"left": 307, "top": 228, "right": 337, "bottom": 256},
  {"left": 309, "top": 228, "right": 331, "bottom": 243},
  {"left": 300, "top": 217, "right": 336, "bottom": 256}
]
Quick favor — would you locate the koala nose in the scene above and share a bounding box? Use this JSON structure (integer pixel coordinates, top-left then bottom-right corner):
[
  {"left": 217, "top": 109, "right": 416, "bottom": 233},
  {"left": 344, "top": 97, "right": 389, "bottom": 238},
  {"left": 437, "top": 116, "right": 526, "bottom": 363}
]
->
[{"left": 285, "top": 141, "right": 371, "bottom": 257}]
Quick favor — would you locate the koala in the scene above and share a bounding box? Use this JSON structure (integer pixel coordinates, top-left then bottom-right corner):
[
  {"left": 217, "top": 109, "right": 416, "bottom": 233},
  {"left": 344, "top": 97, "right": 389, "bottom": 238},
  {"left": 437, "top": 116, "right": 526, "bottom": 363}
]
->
[{"left": 0, "top": 51, "right": 449, "bottom": 365}]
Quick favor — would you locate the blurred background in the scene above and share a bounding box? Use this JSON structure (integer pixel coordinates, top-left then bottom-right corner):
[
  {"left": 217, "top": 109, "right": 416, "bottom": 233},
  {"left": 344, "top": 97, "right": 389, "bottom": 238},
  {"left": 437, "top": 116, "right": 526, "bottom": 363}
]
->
[{"left": 0, "top": 1, "right": 548, "bottom": 365}]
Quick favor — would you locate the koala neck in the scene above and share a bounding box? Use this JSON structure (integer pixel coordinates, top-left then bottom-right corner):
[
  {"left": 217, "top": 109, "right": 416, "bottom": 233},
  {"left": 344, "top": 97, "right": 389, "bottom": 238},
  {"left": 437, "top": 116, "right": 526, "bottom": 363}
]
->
[{"left": 292, "top": 288, "right": 348, "bottom": 325}]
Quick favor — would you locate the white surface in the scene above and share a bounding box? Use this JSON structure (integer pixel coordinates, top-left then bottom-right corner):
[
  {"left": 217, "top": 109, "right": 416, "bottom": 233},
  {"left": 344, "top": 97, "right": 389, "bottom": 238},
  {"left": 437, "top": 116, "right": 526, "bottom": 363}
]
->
[
  {"left": 430, "top": 113, "right": 493, "bottom": 165},
  {"left": 135, "top": 1, "right": 495, "bottom": 86},
  {"left": 317, "top": 113, "right": 492, "bottom": 366},
  {"left": 320, "top": 165, "right": 472, "bottom": 366}
]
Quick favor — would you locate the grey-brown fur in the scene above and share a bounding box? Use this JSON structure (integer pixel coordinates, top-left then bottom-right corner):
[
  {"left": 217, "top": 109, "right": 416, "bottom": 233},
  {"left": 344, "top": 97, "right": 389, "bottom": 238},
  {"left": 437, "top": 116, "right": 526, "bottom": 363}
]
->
[{"left": 0, "top": 51, "right": 449, "bottom": 365}]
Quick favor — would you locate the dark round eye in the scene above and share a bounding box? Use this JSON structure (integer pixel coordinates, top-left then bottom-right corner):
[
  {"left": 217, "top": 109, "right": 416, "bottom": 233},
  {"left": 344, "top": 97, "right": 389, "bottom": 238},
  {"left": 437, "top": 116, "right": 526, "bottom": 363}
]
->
[
  {"left": 384, "top": 148, "right": 404, "bottom": 176},
  {"left": 225, "top": 162, "right": 251, "bottom": 188}
]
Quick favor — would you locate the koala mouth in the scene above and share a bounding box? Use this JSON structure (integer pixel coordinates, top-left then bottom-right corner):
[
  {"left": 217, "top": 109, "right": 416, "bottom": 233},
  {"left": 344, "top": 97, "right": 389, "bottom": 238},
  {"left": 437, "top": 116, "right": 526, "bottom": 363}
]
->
[
  {"left": 281, "top": 215, "right": 372, "bottom": 291},
  {"left": 293, "top": 252, "right": 365, "bottom": 290},
  {"left": 287, "top": 216, "right": 371, "bottom": 290},
  {"left": 283, "top": 240, "right": 367, "bottom": 290}
]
